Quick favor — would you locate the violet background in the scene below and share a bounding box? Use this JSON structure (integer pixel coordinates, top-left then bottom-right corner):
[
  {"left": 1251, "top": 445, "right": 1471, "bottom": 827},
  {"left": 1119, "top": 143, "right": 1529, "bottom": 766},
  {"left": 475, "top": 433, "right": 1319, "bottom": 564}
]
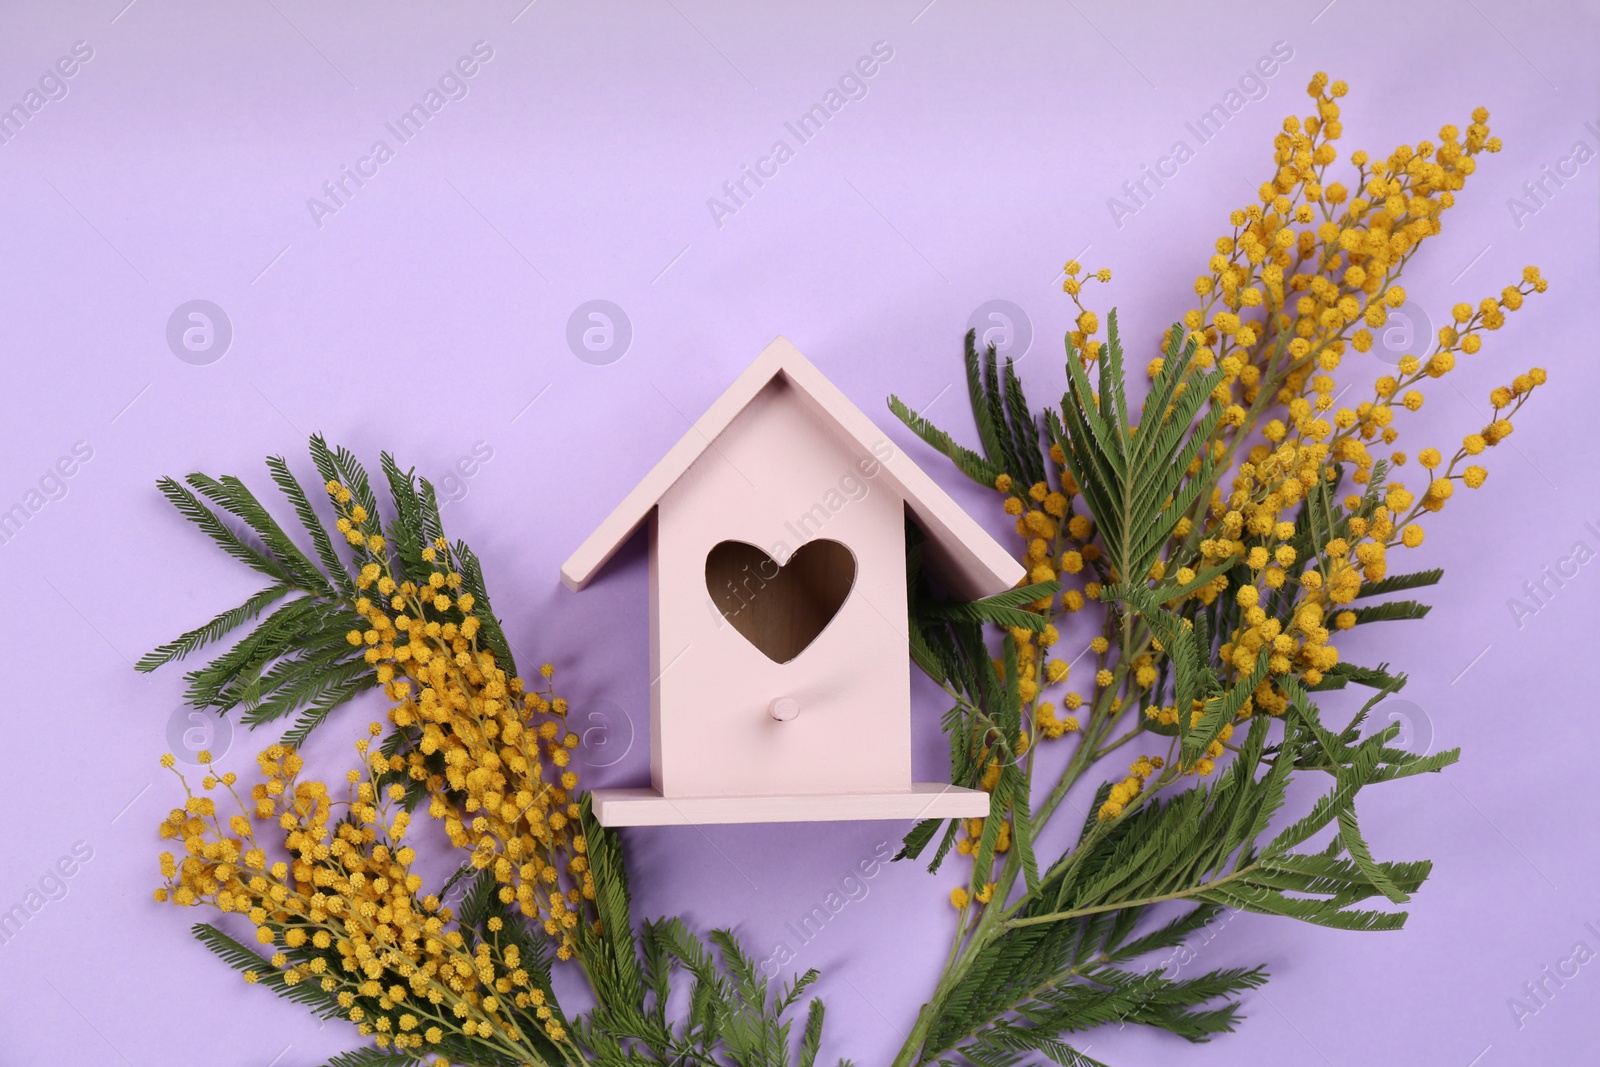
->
[{"left": 1, "top": 1, "right": 1597, "bottom": 1064}]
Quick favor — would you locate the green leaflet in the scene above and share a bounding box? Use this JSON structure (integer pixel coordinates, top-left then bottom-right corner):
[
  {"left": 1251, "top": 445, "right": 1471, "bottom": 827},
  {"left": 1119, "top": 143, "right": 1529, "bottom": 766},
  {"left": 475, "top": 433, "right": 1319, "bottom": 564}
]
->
[
  {"left": 315, "top": 1050, "right": 424, "bottom": 1067},
  {"left": 890, "top": 330, "right": 1048, "bottom": 491},
  {"left": 151, "top": 442, "right": 839, "bottom": 1067},
  {"left": 920, "top": 717, "right": 1434, "bottom": 1055},
  {"left": 571, "top": 801, "right": 844, "bottom": 1067},
  {"left": 889, "top": 392, "right": 1002, "bottom": 489},
  {"left": 892, "top": 315, "right": 1456, "bottom": 1066},
  {"left": 921, "top": 580, "right": 1062, "bottom": 632},
  {"left": 1055, "top": 312, "right": 1222, "bottom": 587},
  {"left": 142, "top": 436, "right": 524, "bottom": 749}
]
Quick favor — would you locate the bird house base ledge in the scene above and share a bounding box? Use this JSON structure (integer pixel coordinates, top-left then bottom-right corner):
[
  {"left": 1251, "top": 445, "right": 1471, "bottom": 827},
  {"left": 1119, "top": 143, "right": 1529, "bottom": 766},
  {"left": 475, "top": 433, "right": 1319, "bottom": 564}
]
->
[{"left": 590, "top": 783, "right": 991, "bottom": 827}]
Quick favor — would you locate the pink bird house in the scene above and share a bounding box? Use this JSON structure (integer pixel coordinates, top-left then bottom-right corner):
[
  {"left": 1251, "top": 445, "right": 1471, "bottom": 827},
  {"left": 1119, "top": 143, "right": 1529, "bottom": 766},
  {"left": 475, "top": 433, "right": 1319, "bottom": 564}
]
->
[{"left": 561, "top": 337, "right": 1025, "bottom": 826}]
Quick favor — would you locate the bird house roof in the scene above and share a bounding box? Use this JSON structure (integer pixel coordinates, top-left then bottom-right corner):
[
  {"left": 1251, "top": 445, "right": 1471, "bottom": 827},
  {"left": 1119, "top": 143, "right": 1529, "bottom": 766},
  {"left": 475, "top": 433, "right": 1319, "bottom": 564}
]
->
[{"left": 561, "top": 337, "right": 1025, "bottom": 600}]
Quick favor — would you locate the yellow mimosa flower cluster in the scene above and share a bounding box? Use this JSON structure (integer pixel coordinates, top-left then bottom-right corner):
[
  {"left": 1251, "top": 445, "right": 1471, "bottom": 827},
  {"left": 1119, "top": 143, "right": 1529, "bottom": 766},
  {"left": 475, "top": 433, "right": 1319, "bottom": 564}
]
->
[
  {"left": 950, "top": 73, "right": 1547, "bottom": 906},
  {"left": 154, "top": 741, "right": 570, "bottom": 1058},
  {"left": 326, "top": 481, "right": 595, "bottom": 963}
]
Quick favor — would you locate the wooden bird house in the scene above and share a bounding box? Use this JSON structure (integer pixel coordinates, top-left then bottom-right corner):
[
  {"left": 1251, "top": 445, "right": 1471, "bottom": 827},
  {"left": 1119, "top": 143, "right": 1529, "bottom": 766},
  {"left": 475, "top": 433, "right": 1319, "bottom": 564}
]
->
[{"left": 561, "top": 337, "right": 1025, "bottom": 826}]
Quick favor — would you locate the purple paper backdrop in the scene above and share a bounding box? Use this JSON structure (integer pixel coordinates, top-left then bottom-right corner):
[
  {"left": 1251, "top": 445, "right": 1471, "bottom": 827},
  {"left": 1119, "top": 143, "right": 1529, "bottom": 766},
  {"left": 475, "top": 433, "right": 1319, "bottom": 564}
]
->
[{"left": 2, "top": 1, "right": 1597, "bottom": 1064}]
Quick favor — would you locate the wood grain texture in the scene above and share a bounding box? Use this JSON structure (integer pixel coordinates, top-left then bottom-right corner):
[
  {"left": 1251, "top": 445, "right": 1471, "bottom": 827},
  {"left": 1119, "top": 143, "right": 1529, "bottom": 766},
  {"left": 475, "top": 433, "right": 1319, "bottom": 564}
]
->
[{"left": 705, "top": 538, "right": 856, "bottom": 663}]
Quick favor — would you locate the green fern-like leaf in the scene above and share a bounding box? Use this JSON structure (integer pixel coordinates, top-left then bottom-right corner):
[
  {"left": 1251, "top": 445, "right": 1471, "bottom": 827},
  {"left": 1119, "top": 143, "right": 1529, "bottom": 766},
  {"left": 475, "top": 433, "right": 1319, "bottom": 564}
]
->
[
  {"left": 315, "top": 1048, "right": 424, "bottom": 1067},
  {"left": 1054, "top": 313, "right": 1222, "bottom": 588}
]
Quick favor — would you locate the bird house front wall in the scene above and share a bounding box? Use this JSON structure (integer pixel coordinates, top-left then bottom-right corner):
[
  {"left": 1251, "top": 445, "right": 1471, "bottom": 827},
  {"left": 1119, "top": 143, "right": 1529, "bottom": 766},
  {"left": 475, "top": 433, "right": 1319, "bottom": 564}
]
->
[{"left": 651, "top": 375, "right": 914, "bottom": 799}]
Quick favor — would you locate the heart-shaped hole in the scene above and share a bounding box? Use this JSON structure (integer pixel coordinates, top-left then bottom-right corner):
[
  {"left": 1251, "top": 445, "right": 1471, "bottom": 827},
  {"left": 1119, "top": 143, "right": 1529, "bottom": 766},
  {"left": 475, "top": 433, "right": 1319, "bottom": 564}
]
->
[{"left": 705, "top": 539, "right": 856, "bottom": 663}]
